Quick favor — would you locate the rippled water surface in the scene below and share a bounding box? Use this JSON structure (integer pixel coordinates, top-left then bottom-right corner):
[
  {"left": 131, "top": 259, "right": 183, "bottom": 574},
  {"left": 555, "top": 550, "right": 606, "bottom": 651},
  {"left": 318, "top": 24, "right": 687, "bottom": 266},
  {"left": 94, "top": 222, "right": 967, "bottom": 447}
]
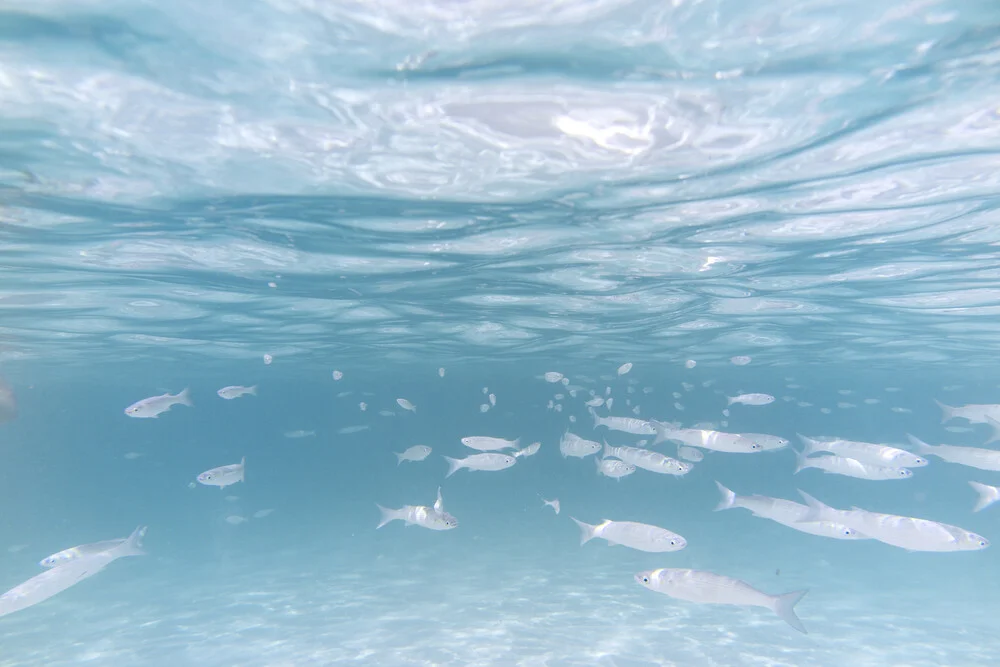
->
[{"left": 3, "top": 1, "right": 1000, "bottom": 666}]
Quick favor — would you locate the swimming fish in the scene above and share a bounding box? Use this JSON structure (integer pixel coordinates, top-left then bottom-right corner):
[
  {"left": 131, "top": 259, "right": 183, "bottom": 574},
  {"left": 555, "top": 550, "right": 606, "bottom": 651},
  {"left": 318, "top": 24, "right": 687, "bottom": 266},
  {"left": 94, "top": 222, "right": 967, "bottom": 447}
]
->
[
  {"left": 443, "top": 452, "right": 517, "bottom": 477},
  {"left": 798, "top": 434, "right": 927, "bottom": 468},
  {"left": 559, "top": 431, "right": 602, "bottom": 458},
  {"left": 376, "top": 487, "right": 458, "bottom": 531},
  {"left": 617, "top": 363, "right": 633, "bottom": 376},
  {"left": 676, "top": 446, "right": 704, "bottom": 463},
  {"left": 714, "top": 482, "right": 866, "bottom": 540},
  {"left": 651, "top": 422, "right": 762, "bottom": 454},
  {"left": 934, "top": 400, "right": 1000, "bottom": 429},
  {"left": 542, "top": 498, "right": 561, "bottom": 514},
  {"left": 603, "top": 443, "right": 691, "bottom": 476},
  {"left": 396, "top": 398, "right": 416, "bottom": 412},
  {"left": 590, "top": 411, "right": 656, "bottom": 435},
  {"left": 572, "top": 518, "right": 685, "bottom": 552},
  {"left": 39, "top": 527, "right": 148, "bottom": 568},
  {"left": 797, "top": 491, "right": 989, "bottom": 552},
  {"left": 543, "top": 372, "right": 563, "bottom": 383},
  {"left": 595, "top": 458, "right": 636, "bottom": 479},
  {"left": 124, "top": 389, "right": 193, "bottom": 418},
  {"left": 217, "top": 385, "right": 257, "bottom": 400},
  {"left": 726, "top": 393, "right": 775, "bottom": 407},
  {"left": 969, "top": 481, "right": 1000, "bottom": 513},
  {"left": 197, "top": 457, "right": 246, "bottom": 489},
  {"left": 0, "top": 526, "right": 147, "bottom": 619},
  {"left": 907, "top": 433, "right": 1000, "bottom": 472},
  {"left": 284, "top": 430, "right": 316, "bottom": 438},
  {"left": 395, "top": 445, "right": 432, "bottom": 464},
  {"left": 794, "top": 450, "right": 912, "bottom": 480},
  {"left": 514, "top": 442, "right": 541, "bottom": 458},
  {"left": 635, "top": 568, "right": 808, "bottom": 634},
  {"left": 461, "top": 436, "right": 520, "bottom": 452}
]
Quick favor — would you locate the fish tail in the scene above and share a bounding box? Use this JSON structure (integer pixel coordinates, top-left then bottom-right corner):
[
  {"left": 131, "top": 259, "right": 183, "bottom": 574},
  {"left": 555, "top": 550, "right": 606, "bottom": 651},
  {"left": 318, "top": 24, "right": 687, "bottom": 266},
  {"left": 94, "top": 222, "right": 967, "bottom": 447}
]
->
[
  {"left": 726, "top": 396, "right": 735, "bottom": 406},
  {"left": 969, "top": 481, "right": 1000, "bottom": 513},
  {"left": 985, "top": 416, "right": 1000, "bottom": 445},
  {"left": 797, "top": 434, "right": 821, "bottom": 457},
  {"left": 905, "top": 434, "right": 933, "bottom": 456},
  {"left": 713, "top": 481, "right": 737, "bottom": 511},
  {"left": 602, "top": 441, "right": 614, "bottom": 458},
  {"left": 394, "top": 452, "right": 404, "bottom": 465},
  {"left": 589, "top": 408, "right": 600, "bottom": 429},
  {"left": 570, "top": 517, "right": 598, "bottom": 545},
  {"left": 176, "top": 387, "right": 194, "bottom": 407},
  {"left": 117, "top": 525, "right": 148, "bottom": 558},
  {"left": 933, "top": 399, "right": 954, "bottom": 423},
  {"left": 443, "top": 456, "right": 463, "bottom": 478},
  {"left": 240, "top": 457, "right": 246, "bottom": 483},
  {"left": 772, "top": 589, "right": 808, "bottom": 634},
  {"left": 248, "top": 385, "right": 258, "bottom": 396},
  {"left": 796, "top": 490, "right": 832, "bottom": 523},
  {"left": 513, "top": 437, "right": 521, "bottom": 449},
  {"left": 375, "top": 504, "right": 401, "bottom": 529},
  {"left": 792, "top": 447, "right": 810, "bottom": 475},
  {"left": 650, "top": 420, "right": 669, "bottom": 446}
]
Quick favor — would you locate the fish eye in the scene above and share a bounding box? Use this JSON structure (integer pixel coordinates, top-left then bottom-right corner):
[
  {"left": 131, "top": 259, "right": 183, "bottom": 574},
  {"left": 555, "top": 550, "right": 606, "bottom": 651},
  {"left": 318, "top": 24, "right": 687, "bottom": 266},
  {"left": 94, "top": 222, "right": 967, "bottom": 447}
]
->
[
  {"left": 642, "top": 576, "right": 649, "bottom": 583},
  {"left": 843, "top": 529, "right": 852, "bottom": 535}
]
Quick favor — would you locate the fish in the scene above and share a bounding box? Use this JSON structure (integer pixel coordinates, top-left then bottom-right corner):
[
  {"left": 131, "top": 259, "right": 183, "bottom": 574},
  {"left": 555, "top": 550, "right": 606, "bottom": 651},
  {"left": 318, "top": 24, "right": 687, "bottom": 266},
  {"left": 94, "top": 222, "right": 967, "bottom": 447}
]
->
[
  {"left": 253, "top": 509, "right": 276, "bottom": 519},
  {"left": 338, "top": 425, "right": 369, "bottom": 434},
  {"left": 514, "top": 442, "right": 541, "bottom": 458},
  {"left": 603, "top": 443, "right": 691, "bottom": 476},
  {"left": 284, "top": 430, "right": 315, "bottom": 438},
  {"left": 376, "top": 487, "right": 458, "bottom": 530},
  {"left": 714, "top": 482, "right": 867, "bottom": 540},
  {"left": 0, "top": 376, "right": 17, "bottom": 423},
  {"left": 395, "top": 445, "right": 432, "bottom": 464},
  {"left": 461, "top": 436, "right": 520, "bottom": 452},
  {"left": 396, "top": 398, "right": 416, "bottom": 412},
  {"left": 635, "top": 568, "right": 807, "bottom": 634},
  {"left": 217, "top": 385, "right": 257, "bottom": 400},
  {"left": 617, "top": 363, "right": 633, "bottom": 376},
  {"left": 0, "top": 526, "right": 147, "bottom": 619},
  {"left": 798, "top": 435, "right": 927, "bottom": 468},
  {"left": 934, "top": 399, "right": 1000, "bottom": 428},
  {"left": 970, "top": 482, "right": 1000, "bottom": 513},
  {"left": 794, "top": 449, "right": 912, "bottom": 480},
  {"left": 559, "top": 431, "right": 602, "bottom": 458},
  {"left": 651, "top": 422, "right": 763, "bottom": 453},
  {"left": 571, "top": 518, "right": 685, "bottom": 552},
  {"left": 543, "top": 372, "right": 564, "bottom": 383},
  {"left": 907, "top": 433, "right": 1000, "bottom": 472},
  {"left": 124, "top": 388, "right": 193, "bottom": 418},
  {"left": 332, "top": 370, "right": 343, "bottom": 380},
  {"left": 225, "top": 515, "right": 247, "bottom": 525},
  {"left": 39, "top": 527, "right": 148, "bottom": 568},
  {"left": 590, "top": 410, "right": 656, "bottom": 435},
  {"left": 730, "top": 356, "right": 752, "bottom": 366},
  {"left": 488, "top": 393, "right": 497, "bottom": 407},
  {"left": 197, "top": 457, "right": 246, "bottom": 489},
  {"left": 443, "top": 452, "right": 517, "bottom": 477},
  {"left": 677, "top": 446, "right": 704, "bottom": 463},
  {"left": 585, "top": 397, "right": 605, "bottom": 408},
  {"left": 797, "top": 491, "right": 989, "bottom": 552},
  {"left": 542, "top": 498, "right": 560, "bottom": 514},
  {"left": 595, "top": 458, "right": 636, "bottom": 479},
  {"left": 726, "top": 393, "right": 774, "bottom": 407},
  {"left": 438, "top": 368, "right": 445, "bottom": 378}
]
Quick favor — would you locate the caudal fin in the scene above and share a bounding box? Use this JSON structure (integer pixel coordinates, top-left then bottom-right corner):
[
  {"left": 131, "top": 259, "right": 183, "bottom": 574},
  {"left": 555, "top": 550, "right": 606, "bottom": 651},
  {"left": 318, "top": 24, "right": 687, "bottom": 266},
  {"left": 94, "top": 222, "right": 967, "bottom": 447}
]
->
[
  {"left": 792, "top": 447, "right": 810, "bottom": 475},
  {"left": 394, "top": 452, "right": 404, "bottom": 465},
  {"left": 797, "top": 490, "right": 835, "bottom": 523},
  {"left": 443, "top": 456, "right": 463, "bottom": 478},
  {"left": 375, "top": 504, "right": 401, "bottom": 529},
  {"left": 650, "top": 420, "right": 672, "bottom": 446},
  {"left": 985, "top": 416, "right": 1000, "bottom": 445},
  {"left": 969, "top": 481, "right": 1000, "bottom": 513},
  {"left": 602, "top": 441, "right": 615, "bottom": 458},
  {"left": 714, "top": 481, "right": 737, "bottom": 511},
  {"left": 113, "top": 525, "right": 148, "bottom": 558},
  {"left": 570, "top": 517, "right": 598, "bottom": 545},
  {"left": 589, "top": 408, "right": 601, "bottom": 429},
  {"left": 934, "top": 399, "right": 954, "bottom": 423},
  {"left": 796, "top": 434, "right": 825, "bottom": 457},
  {"left": 176, "top": 387, "right": 194, "bottom": 407},
  {"left": 905, "top": 434, "right": 933, "bottom": 457},
  {"left": 772, "top": 589, "right": 809, "bottom": 634},
  {"left": 248, "top": 385, "right": 258, "bottom": 396}
]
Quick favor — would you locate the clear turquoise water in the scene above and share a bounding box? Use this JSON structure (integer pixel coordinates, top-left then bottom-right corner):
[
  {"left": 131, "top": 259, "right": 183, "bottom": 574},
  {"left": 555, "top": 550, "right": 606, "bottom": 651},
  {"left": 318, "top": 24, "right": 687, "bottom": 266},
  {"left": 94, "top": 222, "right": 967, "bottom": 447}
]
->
[{"left": 3, "top": 1, "right": 1000, "bottom": 665}]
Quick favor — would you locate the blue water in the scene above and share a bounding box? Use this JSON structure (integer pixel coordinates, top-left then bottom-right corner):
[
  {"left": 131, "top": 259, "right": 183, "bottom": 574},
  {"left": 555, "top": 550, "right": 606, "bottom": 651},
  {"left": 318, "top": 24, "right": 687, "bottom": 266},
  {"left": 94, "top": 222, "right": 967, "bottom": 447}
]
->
[{"left": 3, "top": 0, "right": 1000, "bottom": 665}]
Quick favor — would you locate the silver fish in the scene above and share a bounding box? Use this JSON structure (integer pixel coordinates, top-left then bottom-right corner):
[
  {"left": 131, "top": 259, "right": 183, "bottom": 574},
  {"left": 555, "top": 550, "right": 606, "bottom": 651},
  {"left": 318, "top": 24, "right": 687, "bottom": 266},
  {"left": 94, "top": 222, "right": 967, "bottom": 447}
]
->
[
  {"left": 603, "top": 442, "right": 690, "bottom": 476},
  {"left": 197, "top": 457, "right": 245, "bottom": 489},
  {"left": 714, "top": 482, "right": 866, "bottom": 540},
  {"left": 573, "top": 518, "right": 685, "bottom": 552},
  {"left": 461, "top": 436, "right": 520, "bottom": 452},
  {"left": 908, "top": 432, "right": 1000, "bottom": 472},
  {"left": 726, "top": 393, "right": 775, "bottom": 406},
  {"left": 559, "top": 431, "right": 602, "bottom": 458},
  {"left": 395, "top": 445, "right": 432, "bottom": 464},
  {"left": 376, "top": 487, "right": 457, "bottom": 530},
  {"left": 217, "top": 385, "right": 257, "bottom": 400},
  {"left": 794, "top": 451, "right": 912, "bottom": 481},
  {"left": 595, "top": 458, "right": 636, "bottom": 479},
  {"left": 443, "top": 452, "right": 516, "bottom": 477},
  {"left": 799, "top": 434, "right": 927, "bottom": 468},
  {"left": 124, "top": 389, "right": 192, "bottom": 419}
]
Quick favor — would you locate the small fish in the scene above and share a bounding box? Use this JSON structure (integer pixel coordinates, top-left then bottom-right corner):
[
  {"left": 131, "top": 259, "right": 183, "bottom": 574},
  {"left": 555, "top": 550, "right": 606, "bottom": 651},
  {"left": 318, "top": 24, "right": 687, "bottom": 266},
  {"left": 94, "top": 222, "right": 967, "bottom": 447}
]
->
[
  {"left": 544, "top": 372, "right": 563, "bottom": 383},
  {"left": 376, "top": 487, "right": 458, "bottom": 530},
  {"left": 124, "top": 389, "right": 193, "bottom": 419},
  {"left": 332, "top": 370, "right": 343, "bottom": 380},
  {"left": 714, "top": 482, "right": 867, "bottom": 541},
  {"left": 838, "top": 390, "right": 853, "bottom": 396},
  {"left": 284, "top": 430, "right": 315, "bottom": 438},
  {"left": 554, "top": 393, "right": 565, "bottom": 400},
  {"left": 635, "top": 568, "right": 808, "bottom": 634},
  {"left": 617, "top": 362, "right": 633, "bottom": 376},
  {"left": 124, "top": 452, "right": 143, "bottom": 460},
  {"left": 891, "top": 407, "right": 912, "bottom": 414},
  {"left": 572, "top": 518, "right": 685, "bottom": 552},
  {"left": 359, "top": 402, "right": 368, "bottom": 411},
  {"left": 482, "top": 387, "right": 489, "bottom": 394},
  {"left": 225, "top": 495, "right": 239, "bottom": 502},
  {"left": 263, "top": 354, "right": 273, "bottom": 365},
  {"left": 726, "top": 393, "right": 774, "bottom": 407},
  {"left": 944, "top": 425, "right": 973, "bottom": 433},
  {"left": 338, "top": 425, "right": 369, "bottom": 434},
  {"left": 479, "top": 404, "right": 490, "bottom": 413},
  {"left": 396, "top": 398, "right": 416, "bottom": 412},
  {"left": 604, "top": 443, "right": 691, "bottom": 476},
  {"left": 461, "top": 436, "right": 520, "bottom": 452},
  {"left": 596, "top": 458, "right": 636, "bottom": 479},
  {"left": 970, "top": 482, "right": 1000, "bottom": 512},
  {"left": 794, "top": 451, "right": 912, "bottom": 481},
  {"left": 591, "top": 411, "right": 655, "bottom": 435},
  {"left": 6, "top": 545, "right": 27, "bottom": 554},
  {"left": 684, "top": 360, "right": 696, "bottom": 369},
  {"left": 217, "top": 385, "right": 257, "bottom": 400},
  {"left": 837, "top": 402, "right": 856, "bottom": 409},
  {"left": 379, "top": 410, "right": 396, "bottom": 417},
  {"left": 336, "top": 391, "right": 353, "bottom": 398},
  {"left": 798, "top": 435, "right": 928, "bottom": 468},
  {"left": 934, "top": 400, "right": 1000, "bottom": 425},
  {"left": 542, "top": 498, "right": 561, "bottom": 514},
  {"left": 864, "top": 398, "right": 880, "bottom": 405},
  {"left": 443, "top": 453, "right": 517, "bottom": 477},
  {"left": 197, "top": 457, "right": 246, "bottom": 489},
  {"left": 515, "top": 442, "right": 541, "bottom": 458},
  {"left": 488, "top": 393, "right": 497, "bottom": 407},
  {"left": 907, "top": 433, "right": 1000, "bottom": 472},
  {"left": 730, "top": 356, "right": 752, "bottom": 366},
  {"left": 225, "top": 516, "right": 247, "bottom": 525},
  {"left": 559, "top": 432, "right": 602, "bottom": 458},
  {"left": 253, "top": 509, "right": 276, "bottom": 519},
  {"left": 677, "top": 446, "right": 704, "bottom": 462},
  {"left": 395, "top": 445, "right": 432, "bottom": 464}
]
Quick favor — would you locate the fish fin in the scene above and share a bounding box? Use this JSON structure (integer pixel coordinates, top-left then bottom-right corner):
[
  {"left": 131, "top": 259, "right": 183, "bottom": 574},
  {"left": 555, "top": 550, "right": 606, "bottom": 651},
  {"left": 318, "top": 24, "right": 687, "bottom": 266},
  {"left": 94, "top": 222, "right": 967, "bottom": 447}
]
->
[
  {"left": 375, "top": 504, "right": 399, "bottom": 529},
  {"left": 513, "top": 437, "right": 521, "bottom": 449},
  {"left": 115, "top": 525, "right": 148, "bottom": 558},
  {"left": 969, "top": 481, "right": 1000, "bottom": 512},
  {"left": 394, "top": 452, "right": 404, "bottom": 465},
  {"left": 443, "top": 456, "right": 463, "bottom": 478},
  {"left": 177, "top": 387, "right": 194, "bottom": 407},
  {"left": 985, "top": 416, "right": 1000, "bottom": 445},
  {"left": 797, "top": 434, "right": 822, "bottom": 457},
  {"left": 602, "top": 441, "right": 613, "bottom": 458},
  {"left": 650, "top": 420, "right": 669, "bottom": 446},
  {"left": 570, "top": 517, "right": 598, "bottom": 545},
  {"left": 434, "top": 487, "right": 444, "bottom": 513},
  {"left": 726, "top": 396, "right": 735, "bottom": 406},
  {"left": 589, "top": 408, "right": 600, "bottom": 429},
  {"left": 796, "top": 490, "right": 832, "bottom": 522},
  {"left": 792, "top": 447, "right": 809, "bottom": 475},
  {"left": 933, "top": 399, "right": 954, "bottom": 423},
  {"left": 905, "top": 434, "right": 933, "bottom": 455},
  {"left": 772, "top": 589, "right": 808, "bottom": 634},
  {"left": 714, "top": 481, "right": 737, "bottom": 511},
  {"left": 248, "top": 385, "right": 258, "bottom": 396}
]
